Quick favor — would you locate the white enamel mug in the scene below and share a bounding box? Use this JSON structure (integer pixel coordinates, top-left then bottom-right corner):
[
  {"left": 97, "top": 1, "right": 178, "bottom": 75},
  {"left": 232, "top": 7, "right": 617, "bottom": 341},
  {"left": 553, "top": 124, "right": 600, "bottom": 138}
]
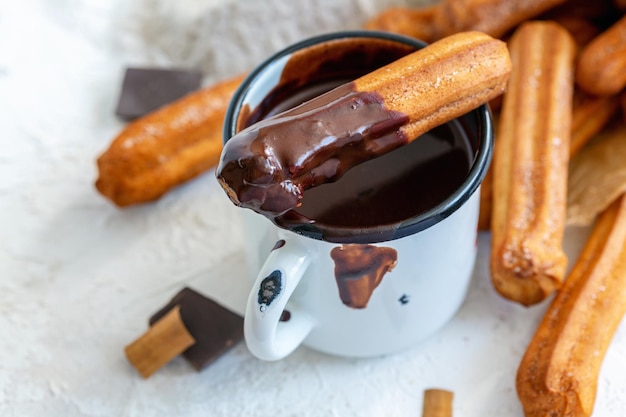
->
[{"left": 222, "top": 31, "right": 494, "bottom": 360}]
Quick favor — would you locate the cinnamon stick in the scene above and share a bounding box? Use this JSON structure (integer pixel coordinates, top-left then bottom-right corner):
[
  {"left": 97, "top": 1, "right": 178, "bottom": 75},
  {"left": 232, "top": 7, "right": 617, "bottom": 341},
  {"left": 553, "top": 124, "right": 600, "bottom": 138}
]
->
[
  {"left": 124, "top": 305, "right": 195, "bottom": 378},
  {"left": 422, "top": 389, "right": 453, "bottom": 417}
]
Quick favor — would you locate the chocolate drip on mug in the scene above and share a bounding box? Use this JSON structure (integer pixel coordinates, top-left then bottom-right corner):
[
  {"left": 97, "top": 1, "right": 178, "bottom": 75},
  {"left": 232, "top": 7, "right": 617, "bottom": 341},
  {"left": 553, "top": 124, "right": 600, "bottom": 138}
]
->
[{"left": 330, "top": 244, "right": 398, "bottom": 309}]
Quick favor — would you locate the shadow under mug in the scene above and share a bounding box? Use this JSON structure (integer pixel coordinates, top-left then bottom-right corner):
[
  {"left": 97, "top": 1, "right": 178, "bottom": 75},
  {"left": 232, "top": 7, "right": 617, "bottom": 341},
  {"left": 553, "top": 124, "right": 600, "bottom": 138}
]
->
[{"left": 222, "top": 31, "right": 493, "bottom": 360}]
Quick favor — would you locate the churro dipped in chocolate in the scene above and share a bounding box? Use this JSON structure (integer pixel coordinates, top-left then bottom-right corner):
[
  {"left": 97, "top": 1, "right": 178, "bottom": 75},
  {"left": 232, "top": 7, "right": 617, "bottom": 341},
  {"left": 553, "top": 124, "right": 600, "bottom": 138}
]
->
[
  {"left": 490, "top": 21, "right": 576, "bottom": 306},
  {"left": 217, "top": 32, "right": 511, "bottom": 217},
  {"left": 517, "top": 194, "right": 626, "bottom": 417}
]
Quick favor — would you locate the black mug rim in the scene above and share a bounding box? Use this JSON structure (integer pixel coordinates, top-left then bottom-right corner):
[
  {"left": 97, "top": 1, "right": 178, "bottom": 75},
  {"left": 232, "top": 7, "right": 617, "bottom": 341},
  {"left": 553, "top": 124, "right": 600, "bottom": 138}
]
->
[{"left": 223, "top": 30, "right": 493, "bottom": 244}]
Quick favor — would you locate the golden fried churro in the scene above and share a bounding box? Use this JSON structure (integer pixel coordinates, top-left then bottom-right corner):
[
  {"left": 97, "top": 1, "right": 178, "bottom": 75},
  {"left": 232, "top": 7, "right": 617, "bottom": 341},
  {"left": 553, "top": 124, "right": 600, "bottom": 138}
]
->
[
  {"left": 517, "top": 194, "right": 626, "bottom": 417},
  {"left": 217, "top": 32, "right": 511, "bottom": 216},
  {"left": 433, "top": 0, "right": 567, "bottom": 39},
  {"left": 490, "top": 21, "right": 576, "bottom": 306},
  {"left": 96, "top": 74, "right": 245, "bottom": 207},
  {"left": 363, "top": 6, "right": 438, "bottom": 43},
  {"left": 570, "top": 92, "right": 620, "bottom": 156},
  {"left": 481, "top": 90, "right": 619, "bottom": 230},
  {"left": 576, "top": 15, "right": 626, "bottom": 96}
]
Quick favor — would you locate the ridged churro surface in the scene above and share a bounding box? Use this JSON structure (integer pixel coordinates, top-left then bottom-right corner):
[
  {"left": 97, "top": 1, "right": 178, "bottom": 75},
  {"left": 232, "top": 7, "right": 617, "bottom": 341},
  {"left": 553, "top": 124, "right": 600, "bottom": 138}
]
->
[
  {"left": 353, "top": 31, "right": 511, "bottom": 141},
  {"left": 490, "top": 21, "right": 576, "bottom": 306},
  {"left": 517, "top": 194, "right": 626, "bottom": 417}
]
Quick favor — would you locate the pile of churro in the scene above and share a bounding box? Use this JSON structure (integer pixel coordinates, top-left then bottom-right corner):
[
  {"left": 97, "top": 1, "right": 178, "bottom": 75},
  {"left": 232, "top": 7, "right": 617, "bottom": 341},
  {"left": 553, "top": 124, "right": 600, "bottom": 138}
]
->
[
  {"left": 95, "top": 1, "right": 626, "bottom": 416},
  {"left": 369, "top": 2, "right": 625, "bottom": 417}
]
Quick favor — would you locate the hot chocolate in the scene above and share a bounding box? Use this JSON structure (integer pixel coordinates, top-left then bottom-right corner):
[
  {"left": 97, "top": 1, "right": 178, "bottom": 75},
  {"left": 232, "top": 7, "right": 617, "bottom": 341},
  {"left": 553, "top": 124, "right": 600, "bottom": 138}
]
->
[{"left": 291, "top": 122, "right": 471, "bottom": 227}]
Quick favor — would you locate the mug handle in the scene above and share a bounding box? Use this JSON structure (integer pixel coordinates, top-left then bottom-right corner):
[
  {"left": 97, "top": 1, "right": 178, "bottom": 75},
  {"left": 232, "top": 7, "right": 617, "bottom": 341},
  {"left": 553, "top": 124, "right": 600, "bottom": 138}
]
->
[{"left": 244, "top": 237, "right": 317, "bottom": 360}]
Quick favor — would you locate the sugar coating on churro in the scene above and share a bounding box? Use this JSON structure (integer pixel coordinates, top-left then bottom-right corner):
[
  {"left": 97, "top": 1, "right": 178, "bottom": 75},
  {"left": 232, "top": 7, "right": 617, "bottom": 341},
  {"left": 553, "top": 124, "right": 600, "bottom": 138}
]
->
[
  {"left": 517, "top": 194, "right": 626, "bottom": 417},
  {"left": 490, "top": 21, "right": 576, "bottom": 306}
]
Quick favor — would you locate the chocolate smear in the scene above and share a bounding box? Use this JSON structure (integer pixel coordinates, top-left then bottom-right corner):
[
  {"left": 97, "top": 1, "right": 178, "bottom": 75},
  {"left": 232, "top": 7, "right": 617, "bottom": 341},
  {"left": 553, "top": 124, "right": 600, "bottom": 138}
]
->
[{"left": 330, "top": 244, "right": 398, "bottom": 308}]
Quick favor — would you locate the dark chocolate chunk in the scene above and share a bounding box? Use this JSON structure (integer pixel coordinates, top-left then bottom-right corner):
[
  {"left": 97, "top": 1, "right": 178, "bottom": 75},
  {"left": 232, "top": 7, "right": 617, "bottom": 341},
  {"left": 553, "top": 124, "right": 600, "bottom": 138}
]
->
[
  {"left": 149, "top": 287, "right": 243, "bottom": 371},
  {"left": 115, "top": 67, "right": 202, "bottom": 120}
]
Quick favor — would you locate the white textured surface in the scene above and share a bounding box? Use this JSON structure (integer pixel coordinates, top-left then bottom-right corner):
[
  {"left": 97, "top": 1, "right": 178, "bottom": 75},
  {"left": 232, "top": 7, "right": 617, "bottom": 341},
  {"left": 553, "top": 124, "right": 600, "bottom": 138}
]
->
[{"left": 1, "top": 0, "right": 625, "bottom": 416}]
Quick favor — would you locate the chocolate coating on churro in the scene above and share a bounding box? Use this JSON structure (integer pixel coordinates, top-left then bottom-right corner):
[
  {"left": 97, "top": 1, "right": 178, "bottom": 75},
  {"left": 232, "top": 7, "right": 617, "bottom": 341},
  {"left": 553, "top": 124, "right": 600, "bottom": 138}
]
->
[{"left": 217, "top": 83, "right": 409, "bottom": 216}]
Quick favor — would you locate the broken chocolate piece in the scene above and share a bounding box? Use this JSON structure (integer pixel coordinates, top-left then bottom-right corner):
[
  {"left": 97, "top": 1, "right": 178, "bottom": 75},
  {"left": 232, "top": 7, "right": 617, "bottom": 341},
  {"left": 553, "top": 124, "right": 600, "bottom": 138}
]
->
[
  {"left": 330, "top": 244, "right": 397, "bottom": 308},
  {"left": 148, "top": 287, "right": 243, "bottom": 371},
  {"left": 115, "top": 67, "right": 202, "bottom": 120}
]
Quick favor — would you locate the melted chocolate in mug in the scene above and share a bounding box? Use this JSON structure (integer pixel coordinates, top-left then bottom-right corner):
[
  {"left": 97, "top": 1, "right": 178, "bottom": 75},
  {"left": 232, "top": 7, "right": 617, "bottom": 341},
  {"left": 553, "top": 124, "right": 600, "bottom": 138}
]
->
[{"left": 293, "top": 122, "right": 471, "bottom": 227}]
